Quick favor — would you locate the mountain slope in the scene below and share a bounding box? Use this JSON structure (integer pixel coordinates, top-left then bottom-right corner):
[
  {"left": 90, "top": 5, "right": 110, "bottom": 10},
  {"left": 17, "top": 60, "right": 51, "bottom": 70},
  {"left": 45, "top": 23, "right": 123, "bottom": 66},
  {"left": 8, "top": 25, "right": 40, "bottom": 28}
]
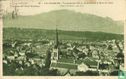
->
[{"left": 3, "top": 9, "right": 124, "bottom": 34}]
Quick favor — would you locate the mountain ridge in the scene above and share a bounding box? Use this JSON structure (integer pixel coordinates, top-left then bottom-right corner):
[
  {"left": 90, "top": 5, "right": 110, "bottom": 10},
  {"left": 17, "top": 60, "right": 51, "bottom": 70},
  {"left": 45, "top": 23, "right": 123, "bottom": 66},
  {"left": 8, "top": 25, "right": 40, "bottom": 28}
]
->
[{"left": 3, "top": 9, "right": 124, "bottom": 34}]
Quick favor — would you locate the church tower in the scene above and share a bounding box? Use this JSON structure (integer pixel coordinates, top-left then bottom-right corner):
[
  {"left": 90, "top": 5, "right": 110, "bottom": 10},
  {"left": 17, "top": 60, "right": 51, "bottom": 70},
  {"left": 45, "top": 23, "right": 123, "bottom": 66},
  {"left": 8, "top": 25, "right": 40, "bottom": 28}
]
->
[
  {"left": 51, "top": 27, "right": 59, "bottom": 62},
  {"left": 55, "top": 27, "right": 59, "bottom": 49}
]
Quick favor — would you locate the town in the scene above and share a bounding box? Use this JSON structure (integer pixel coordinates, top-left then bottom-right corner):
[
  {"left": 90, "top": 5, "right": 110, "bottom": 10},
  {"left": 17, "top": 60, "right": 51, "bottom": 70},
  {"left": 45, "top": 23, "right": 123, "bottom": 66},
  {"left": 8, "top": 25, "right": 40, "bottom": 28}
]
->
[{"left": 3, "top": 29, "right": 124, "bottom": 76}]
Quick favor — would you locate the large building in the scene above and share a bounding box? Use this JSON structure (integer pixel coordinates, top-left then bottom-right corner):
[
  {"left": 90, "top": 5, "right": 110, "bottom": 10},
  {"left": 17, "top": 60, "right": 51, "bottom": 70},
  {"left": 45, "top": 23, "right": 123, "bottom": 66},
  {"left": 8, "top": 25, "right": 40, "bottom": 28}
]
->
[{"left": 50, "top": 28, "right": 78, "bottom": 75}]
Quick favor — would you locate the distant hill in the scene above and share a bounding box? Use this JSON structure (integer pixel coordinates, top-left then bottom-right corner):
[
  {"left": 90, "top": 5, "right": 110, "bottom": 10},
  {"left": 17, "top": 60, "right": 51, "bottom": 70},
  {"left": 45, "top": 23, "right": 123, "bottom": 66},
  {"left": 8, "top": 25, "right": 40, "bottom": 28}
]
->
[
  {"left": 3, "top": 28, "right": 123, "bottom": 41},
  {"left": 3, "top": 9, "right": 124, "bottom": 34}
]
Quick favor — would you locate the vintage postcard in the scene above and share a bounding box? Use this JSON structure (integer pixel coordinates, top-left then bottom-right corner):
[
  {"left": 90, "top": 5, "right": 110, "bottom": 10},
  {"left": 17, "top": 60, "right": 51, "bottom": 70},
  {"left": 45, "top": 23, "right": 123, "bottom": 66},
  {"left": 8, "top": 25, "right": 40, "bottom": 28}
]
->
[{"left": 0, "top": 0, "right": 126, "bottom": 79}]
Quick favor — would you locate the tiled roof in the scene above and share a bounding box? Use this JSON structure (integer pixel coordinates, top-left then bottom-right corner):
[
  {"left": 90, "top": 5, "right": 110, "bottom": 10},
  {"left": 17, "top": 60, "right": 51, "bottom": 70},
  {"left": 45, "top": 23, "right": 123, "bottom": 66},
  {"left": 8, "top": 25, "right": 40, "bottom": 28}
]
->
[
  {"left": 50, "top": 62, "right": 77, "bottom": 69},
  {"left": 83, "top": 57, "right": 98, "bottom": 67},
  {"left": 76, "top": 57, "right": 98, "bottom": 68},
  {"left": 58, "top": 57, "right": 74, "bottom": 63}
]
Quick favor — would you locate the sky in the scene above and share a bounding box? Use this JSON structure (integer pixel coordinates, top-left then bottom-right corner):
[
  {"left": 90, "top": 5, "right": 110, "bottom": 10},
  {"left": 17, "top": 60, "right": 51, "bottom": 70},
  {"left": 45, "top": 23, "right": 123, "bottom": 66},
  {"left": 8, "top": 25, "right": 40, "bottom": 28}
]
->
[{"left": 1, "top": 0, "right": 126, "bottom": 20}]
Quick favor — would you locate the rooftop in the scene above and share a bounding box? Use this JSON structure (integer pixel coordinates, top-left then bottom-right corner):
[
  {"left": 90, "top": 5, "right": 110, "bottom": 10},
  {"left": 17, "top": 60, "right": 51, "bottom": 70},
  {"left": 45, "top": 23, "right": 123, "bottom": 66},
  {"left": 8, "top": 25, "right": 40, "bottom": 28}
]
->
[
  {"left": 58, "top": 57, "right": 74, "bottom": 63},
  {"left": 76, "top": 57, "right": 98, "bottom": 68},
  {"left": 50, "top": 62, "right": 77, "bottom": 70}
]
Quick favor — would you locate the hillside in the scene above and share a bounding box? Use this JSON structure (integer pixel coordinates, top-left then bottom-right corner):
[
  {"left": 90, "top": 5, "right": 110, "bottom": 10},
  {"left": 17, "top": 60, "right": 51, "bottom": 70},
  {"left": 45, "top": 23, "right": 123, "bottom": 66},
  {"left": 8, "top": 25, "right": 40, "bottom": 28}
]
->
[
  {"left": 3, "top": 28, "right": 123, "bottom": 41},
  {"left": 3, "top": 9, "right": 124, "bottom": 34}
]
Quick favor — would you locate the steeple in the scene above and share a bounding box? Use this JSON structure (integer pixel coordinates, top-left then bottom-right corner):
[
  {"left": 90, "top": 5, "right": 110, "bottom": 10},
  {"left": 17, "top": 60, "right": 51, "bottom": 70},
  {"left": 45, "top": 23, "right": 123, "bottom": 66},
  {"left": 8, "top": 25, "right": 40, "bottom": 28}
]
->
[
  {"left": 51, "top": 26, "right": 59, "bottom": 61},
  {"left": 55, "top": 26, "right": 59, "bottom": 48}
]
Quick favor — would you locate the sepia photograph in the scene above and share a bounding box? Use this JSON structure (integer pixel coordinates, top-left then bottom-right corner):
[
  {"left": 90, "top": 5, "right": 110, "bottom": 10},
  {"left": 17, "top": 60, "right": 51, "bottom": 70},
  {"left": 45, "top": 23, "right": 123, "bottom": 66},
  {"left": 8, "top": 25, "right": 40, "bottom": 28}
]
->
[{"left": 0, "top": 0, "right": 126, "bottom": 78}]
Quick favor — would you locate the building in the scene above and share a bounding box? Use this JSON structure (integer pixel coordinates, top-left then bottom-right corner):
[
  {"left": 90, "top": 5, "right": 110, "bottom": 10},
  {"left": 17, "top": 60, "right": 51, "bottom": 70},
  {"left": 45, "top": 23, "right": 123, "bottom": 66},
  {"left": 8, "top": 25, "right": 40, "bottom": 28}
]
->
[
  {"left": 51, "top": 28, "right": 59, "bottom": 62},
  {"left": 50, "top": 28, "right": 78, "bottom": 75}
]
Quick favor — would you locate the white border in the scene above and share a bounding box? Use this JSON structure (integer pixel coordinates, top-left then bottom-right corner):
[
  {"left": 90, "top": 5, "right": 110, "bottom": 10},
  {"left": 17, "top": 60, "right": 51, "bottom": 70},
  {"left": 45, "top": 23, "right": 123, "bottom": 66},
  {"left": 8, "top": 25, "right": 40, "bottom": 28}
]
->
[{"left": 0, "top": 0, "right": 126, "bottom": 79}]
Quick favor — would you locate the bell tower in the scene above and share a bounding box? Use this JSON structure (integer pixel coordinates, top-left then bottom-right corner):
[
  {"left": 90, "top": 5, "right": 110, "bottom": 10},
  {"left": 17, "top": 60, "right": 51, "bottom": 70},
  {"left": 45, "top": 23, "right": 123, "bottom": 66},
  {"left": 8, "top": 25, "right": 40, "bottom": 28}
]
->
[{"left": 51, "top": 27, "right": 59, "bottom": 62}]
